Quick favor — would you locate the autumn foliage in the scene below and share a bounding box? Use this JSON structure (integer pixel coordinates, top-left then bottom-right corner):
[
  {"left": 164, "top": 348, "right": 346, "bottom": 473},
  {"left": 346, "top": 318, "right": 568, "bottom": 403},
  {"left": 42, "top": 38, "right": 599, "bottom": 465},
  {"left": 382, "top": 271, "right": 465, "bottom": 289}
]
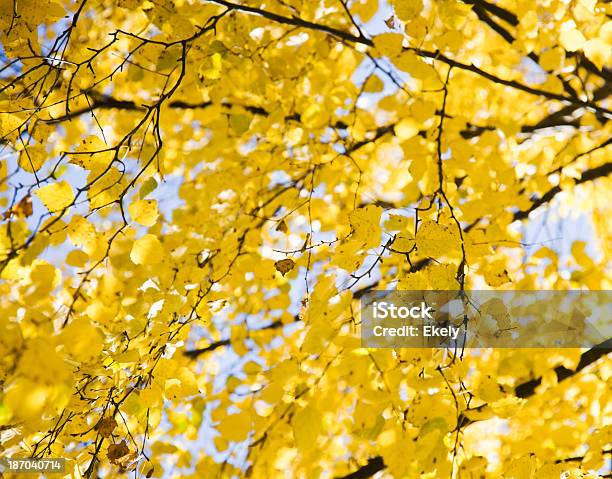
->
[{"left": 0, "top": 0, "right": 610, "bottom": 478}]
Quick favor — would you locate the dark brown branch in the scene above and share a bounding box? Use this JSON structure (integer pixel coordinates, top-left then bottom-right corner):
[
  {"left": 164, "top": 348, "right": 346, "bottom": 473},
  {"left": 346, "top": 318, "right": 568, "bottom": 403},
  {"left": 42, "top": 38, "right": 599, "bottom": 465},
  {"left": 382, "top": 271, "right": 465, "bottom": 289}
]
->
[
  {"left": 548, "top": 138, "right": 612, "bottom": 176},
  {"left": 415, "top": 49, "right": 610, "bottom": 116},
  {"left": 461, "top": 0, "right": 518, "bottom": 26},
  {"left": 43, "top": 95, "right": 144, "bottom": 123},
  {"left": 41, "top": 89, "right": 591, "bottom": 152},
  {"left": 41, "top": 92, "right": 275, "bottom": 124},
  {"left": 183, "top": 317, "right": 287, "bottom": 358},
  {"left": 555, "top": 448, "right": 612, "bottom": 464},
  {"left": 183, "top": 338, "right": 231, "bottom": 358},
  {"left": 529, "top": 84, "right": 610, "bottom": 132},
  {"left": 462, "top": 0, "right": 610, "bottom": 82},
  {"left": 204, "top": 0, "right": 611, "bottom": 116},
  {"left": 469, "top": 3, "right": 515, "bottom": 43},
  {"left": 464, "top": 2, "right": 579, "bottom": 99},
  {"left": 513, "top": 161, "right": 612, "bottom": 221},
  {"left": 335, "top": 457, "right": 384, "bottom": 479},
  {"left": 515, "top": 337, "right": 612, "bottom": 398},
  {"left": 207, "top": 0, "right": 371, "bottom": 44}
]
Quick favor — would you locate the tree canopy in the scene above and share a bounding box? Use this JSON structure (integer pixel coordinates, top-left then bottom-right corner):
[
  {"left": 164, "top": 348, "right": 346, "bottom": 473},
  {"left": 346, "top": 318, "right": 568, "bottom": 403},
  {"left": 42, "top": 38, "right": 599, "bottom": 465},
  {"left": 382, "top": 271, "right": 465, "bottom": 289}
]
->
[{"left": 0, "top": 0, "right": 610, "bottom": 478}]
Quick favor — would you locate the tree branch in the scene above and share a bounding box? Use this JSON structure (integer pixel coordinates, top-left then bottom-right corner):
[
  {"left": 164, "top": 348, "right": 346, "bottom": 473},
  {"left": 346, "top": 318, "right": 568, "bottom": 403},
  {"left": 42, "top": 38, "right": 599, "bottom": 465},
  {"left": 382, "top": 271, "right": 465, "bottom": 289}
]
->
[
  {"left": 463, "top": 1, "right": 579, "bottom": 99},
  {"left": 204, "top": 0, "right": 611, "bottom": 116},
  {"left": 414, "top": 49, "right": 610, "bottom": 116},
  {"left": 42, "top": 92, "right": 271, "bottom": 124},
  {"left": 461, "top": 0, "right": 610, "bottom": 82},
  {"left": 207, "top": 0, "right": 371, "bottom": 44},
  {"left": 513, "top": 161, "right": 612, "bottom": 221},
  {"left": 461, "top": 0, "right": 518, "bottom": 26},
  {"left": 515, "top": 338, "right": 612, "bottom": 398},
  {"left": 336, "top": 457, "right": 384, "bottom": 479},
  {"left": 182, "top": 338, "right": 231, "bottom": 358},
  {"left": 41, "top": 87, "right": 598, "bottom": 152}
]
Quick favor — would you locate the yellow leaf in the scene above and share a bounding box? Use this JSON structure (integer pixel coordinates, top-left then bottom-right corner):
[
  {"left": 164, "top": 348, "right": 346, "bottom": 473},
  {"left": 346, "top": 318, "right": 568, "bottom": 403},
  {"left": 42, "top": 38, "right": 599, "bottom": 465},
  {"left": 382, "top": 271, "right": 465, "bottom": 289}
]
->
[
  {"left": 352, "top": 0, "right": 378, "bottom": 22},
  {"left": 62, "top": 317, "right": 104, "bottom": 363},
  {"left": 217, "top": 411, "right": 251, "bottom": 442},
  {"left": 5, "top": 380, "right": 52, "bottom": 421},
  {"left": 35, "top": 181, "right": 75, "bottom": 212},
  {"left": 0, "top": 112, "right": 22, "bottom": 140},
  {"left": 66, "top": 249, "right": 89, "bottom": 267},
  {"left": 87, "top": 167, "right": 124, "bottom": 210},
  {"left": 426, "top": 263, "right": 456, "bottom": 289},
  {"left": 583, "top": 38, "right": 610, "bottom": 70},
  {"left": 130, "top": 234, "right": 164, "bottom": 265},
  {"left": 292, "top": 405, "right": 322, "bottom": 452},
  {"left": 128, "top": 199, "right": 159, "bottom": 227},
  {"left": 363, "top": 75, "right": 385, "bottom": 93},
  {"left": 349, "top": 204, "right": 382, "bottom": 249},
  {"left": 559, "top": 22, "right": 586, "bottom": 52},
  {"left": 393, "top": 0, "right": 423, "bottom": 21},
  {"left": 393, "top": 51, "right": 434, "bottom": 79},
  {"left": 301, "top": 103, "right": 328, "bottom": 129},
  {"left": 475, "top": 374, "right": 505, "bottom": 403},
  {"left": 200, "top": 52, "right": 222, "bottom": 80},
  {"left": 505, "top": 455, "right": 537, "bottom": 479},
  {"left": 416, "top": 220, "right": 457, "bottom": 257},
  {"left": 67, "top": 216, "right": 94, "bottom": 245},
  {"left": 331, "top": 239, "right": 366, "bottom": 271},
  {"left": 410, "top": 99, "right": 436, "bottom": 123},
  {"left": 490, "top": 396, "right": 525, "bottom": 418},
  {"left": 385, "top": 214, "right": 410, "bottom": 231},
  {"left": 483, "top": 260, "right": 511, "bottom": 286},
  {"left": 113, "top": 349, "right": 140, "bottom": 364},
  {"left": 395, "top": 118, "right": 420, "bottom": 140},
  {"left": 373, "top": 33, "right": 404, "bottom": 57},
  {"left": 460, "top": 456, "right": 488, "bottom": 476},
  {"left": 18, "top": 144, "right": 46, "bottom": 173},
  {"left": 139, "top": 177, "right": 158, "bottom": 199},
  {"left": 571, "top": 240, "right": 594, "bottom": 268},
  {"left": 539, "top": 48, "right": 564, "bottom": 71}
]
